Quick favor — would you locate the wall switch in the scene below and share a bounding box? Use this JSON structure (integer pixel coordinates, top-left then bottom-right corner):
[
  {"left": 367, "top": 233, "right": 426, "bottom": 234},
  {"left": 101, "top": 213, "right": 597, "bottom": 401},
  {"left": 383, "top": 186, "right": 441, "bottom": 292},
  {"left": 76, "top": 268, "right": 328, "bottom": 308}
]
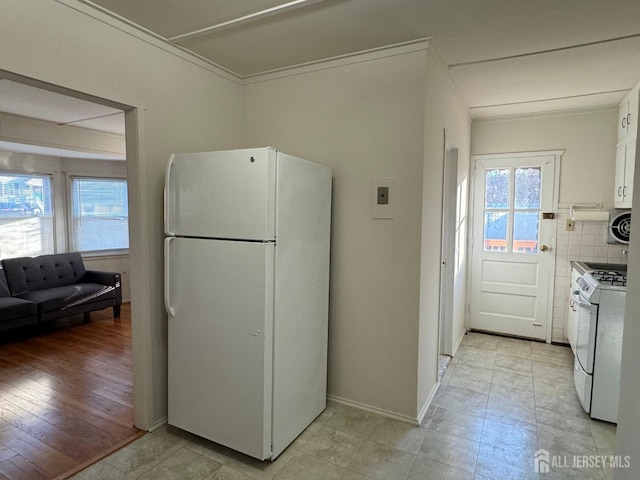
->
[
  {"left": 372, "top": 178, "right": 394, "bottom": 219},
  {"left": 377, "top": 186, "right": 389, "bottom": 205},
  {"left": 566, "top": 219, "right": 575, "bottom": 231}
]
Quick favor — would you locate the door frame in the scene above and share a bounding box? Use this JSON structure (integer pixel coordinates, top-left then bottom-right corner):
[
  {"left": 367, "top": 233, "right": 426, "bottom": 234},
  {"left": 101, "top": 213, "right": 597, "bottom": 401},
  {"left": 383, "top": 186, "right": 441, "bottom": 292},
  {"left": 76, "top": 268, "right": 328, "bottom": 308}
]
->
[{"left": 467, "top": 150, "right": 562, "bottom": 343}]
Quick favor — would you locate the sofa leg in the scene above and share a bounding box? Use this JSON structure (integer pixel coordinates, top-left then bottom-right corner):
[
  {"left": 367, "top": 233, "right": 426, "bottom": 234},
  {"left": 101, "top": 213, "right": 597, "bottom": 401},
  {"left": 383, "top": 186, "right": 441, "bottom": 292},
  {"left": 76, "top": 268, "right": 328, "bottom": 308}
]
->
[
  {"left": 113, "top": 305, "right": 121, "bottom": 318},
  {"left": 83, "top": 312, "right": 91, "bottom": 323}
]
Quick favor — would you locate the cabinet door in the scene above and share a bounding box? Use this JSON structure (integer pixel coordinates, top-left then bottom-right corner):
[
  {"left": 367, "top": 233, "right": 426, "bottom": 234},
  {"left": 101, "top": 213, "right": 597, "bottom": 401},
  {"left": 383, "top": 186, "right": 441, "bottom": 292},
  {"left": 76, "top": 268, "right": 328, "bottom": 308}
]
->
[
  {"left": 627, "top": 88, "right": 639, "bottom": 137},
  {"left": 618, "top": 89, "right": 639, "bottom": 139},
  {"left": 619, "top": 100, "right": 629, "bottom": 139},
  {"left": 615, "top": 140, "right": 627, "bottom": 207}
]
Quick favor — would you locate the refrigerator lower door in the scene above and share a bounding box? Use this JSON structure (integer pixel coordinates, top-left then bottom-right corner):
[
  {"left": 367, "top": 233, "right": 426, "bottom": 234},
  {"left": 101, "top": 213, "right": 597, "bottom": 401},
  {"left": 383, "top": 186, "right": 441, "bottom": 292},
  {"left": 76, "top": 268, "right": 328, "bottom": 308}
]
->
[{"left": 166, "top": 237, "right": 274, "bottom": 460}]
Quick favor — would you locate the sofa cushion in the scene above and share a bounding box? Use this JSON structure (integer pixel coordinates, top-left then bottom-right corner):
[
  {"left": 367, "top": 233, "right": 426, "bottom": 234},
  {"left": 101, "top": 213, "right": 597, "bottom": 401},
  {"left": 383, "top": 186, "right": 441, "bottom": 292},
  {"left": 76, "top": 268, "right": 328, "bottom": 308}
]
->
[
  {"left": 17, "top": 283, "right": 116, "bottom": 313},
  {"left": 0, "top": 268, "right": 11, "bottom": 297},
  {"left": 3, "top": 253, "right": 86, "bottom": 296},
  {"left": 0, "top": 296, "right": 37, "bottom": 321}
]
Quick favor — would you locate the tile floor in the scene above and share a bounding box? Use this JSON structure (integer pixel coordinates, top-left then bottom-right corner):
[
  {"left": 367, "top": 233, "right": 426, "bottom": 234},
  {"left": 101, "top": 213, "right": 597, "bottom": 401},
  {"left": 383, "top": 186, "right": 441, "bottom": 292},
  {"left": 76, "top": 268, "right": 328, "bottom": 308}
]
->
[{"left": 71, "top": 332, "right": 617, "bottom": 480}]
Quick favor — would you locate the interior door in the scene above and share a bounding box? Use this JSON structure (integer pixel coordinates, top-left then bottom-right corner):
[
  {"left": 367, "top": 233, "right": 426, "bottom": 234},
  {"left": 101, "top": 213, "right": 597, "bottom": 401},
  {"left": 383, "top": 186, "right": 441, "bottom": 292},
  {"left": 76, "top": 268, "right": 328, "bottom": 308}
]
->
[{"left": 470, "top": 152, "right": 559, "bottom": 340}]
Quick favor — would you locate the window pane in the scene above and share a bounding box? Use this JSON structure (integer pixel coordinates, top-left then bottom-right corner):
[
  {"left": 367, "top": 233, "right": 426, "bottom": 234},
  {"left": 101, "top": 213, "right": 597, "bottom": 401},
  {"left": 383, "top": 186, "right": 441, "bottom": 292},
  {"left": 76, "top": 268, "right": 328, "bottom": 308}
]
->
[
  {"left": 72, "top": 178, "right": 128, "bottom": 252},
  {"left": 484, "top": 212, "right": 507, "bottom": 251},
  {"left": 514, "top": 167, "right": 541, "bottom": 209},
  {"left": 485, "top": 169, "right": 509, "bottom": 208},
  {"left": 0, "top": 174, "right": 54, "bottom": 260},
  {"left": 513, "top": 211, "right": 539, "bottom": 253}
]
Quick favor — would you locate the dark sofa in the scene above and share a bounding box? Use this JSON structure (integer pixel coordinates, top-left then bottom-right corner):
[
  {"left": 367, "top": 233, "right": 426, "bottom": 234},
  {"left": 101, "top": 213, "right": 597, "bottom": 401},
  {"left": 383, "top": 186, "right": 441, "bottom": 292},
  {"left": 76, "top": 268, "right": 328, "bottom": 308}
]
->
[{"left": 0, "top": 252, "right": 122, "bottom": 333}]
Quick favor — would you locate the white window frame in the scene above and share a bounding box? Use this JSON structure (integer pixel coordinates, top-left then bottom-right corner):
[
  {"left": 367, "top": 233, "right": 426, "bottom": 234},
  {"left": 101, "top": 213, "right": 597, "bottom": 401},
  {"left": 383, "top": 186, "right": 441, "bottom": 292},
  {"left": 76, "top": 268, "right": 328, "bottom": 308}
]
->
[{"left": 68, "top": 175, "right": 129, "bottom": 256}]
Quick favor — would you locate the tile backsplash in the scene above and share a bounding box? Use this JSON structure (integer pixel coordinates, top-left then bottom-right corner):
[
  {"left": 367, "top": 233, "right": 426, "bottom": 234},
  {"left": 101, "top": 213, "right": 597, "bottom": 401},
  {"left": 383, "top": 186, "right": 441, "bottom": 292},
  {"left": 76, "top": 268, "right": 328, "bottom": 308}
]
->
[{"left": 552, "top": 208, "right": 628, "bottom": 343}]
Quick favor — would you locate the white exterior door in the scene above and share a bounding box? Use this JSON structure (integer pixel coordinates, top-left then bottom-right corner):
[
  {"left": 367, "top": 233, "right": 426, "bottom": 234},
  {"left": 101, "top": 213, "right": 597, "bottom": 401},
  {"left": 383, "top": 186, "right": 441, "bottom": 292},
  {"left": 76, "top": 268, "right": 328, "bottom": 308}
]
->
[{"left": 470, "top": 152, "right": 560, "bottom": 340}]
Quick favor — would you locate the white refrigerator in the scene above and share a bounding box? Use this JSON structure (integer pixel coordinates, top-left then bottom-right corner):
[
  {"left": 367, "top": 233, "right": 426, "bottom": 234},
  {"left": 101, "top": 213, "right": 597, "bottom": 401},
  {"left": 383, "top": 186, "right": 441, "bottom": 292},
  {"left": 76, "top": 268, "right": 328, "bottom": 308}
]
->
[{"left": 164, "top": 147, "right": 331, "bottom": 460}]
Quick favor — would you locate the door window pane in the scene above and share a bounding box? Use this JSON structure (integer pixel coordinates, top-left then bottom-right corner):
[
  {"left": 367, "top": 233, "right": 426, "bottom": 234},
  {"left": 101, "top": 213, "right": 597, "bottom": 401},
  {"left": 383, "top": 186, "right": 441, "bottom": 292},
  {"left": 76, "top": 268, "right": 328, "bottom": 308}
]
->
[
  {"left": 0, "top": 174, "right": 54, "bottom": 260},
  {"left": 484, "top": 212, "right": 507, "bottom": 251},
  {"left": 72, "top": 178, "right": 129, "bottom": 252},
  {"left": 515, "top": 167, "right": 541, "bottom": 209},
  {"left": 513, "top": 211, "right": 539, "bottom": 253},
  {"left": 485, "top": 169, "right": 509, "bottom": 208}
]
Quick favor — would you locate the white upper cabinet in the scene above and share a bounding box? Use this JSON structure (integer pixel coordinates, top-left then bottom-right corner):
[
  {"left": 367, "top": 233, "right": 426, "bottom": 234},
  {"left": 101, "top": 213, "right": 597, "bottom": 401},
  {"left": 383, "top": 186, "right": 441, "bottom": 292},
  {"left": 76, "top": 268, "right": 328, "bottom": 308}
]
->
[
  {"left": 618, "top": 88, "right": 639, "bottom": 140},
  {"left": 614, "top": 85, "right": 639, "bottom": 207}
]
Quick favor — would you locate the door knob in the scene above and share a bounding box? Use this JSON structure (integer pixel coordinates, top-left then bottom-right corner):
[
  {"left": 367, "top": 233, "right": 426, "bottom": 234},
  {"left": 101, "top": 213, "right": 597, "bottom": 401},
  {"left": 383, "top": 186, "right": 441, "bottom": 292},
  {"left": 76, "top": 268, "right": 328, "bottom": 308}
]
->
[{"left": 540, "top": 245, "right": 549, "bottom": 252}]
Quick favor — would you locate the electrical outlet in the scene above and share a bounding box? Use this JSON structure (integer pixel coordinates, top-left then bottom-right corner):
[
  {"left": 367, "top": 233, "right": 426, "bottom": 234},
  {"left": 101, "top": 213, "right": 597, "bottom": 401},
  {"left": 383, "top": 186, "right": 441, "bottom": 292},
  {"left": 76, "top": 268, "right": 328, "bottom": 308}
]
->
[
  {"left": 372, "top": 178, "right": 394, "bottom": 219},
  {"left": 566, "top": 219, "right": 575, "bottom": 231}
]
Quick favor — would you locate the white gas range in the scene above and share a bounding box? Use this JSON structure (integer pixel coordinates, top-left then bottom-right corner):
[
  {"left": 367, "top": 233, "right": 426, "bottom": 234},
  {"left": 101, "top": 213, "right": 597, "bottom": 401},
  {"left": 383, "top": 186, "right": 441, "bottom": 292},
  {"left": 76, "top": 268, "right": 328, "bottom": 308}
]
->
[{"left": 571, "top": 263, "right": 627, "bottom": 423}]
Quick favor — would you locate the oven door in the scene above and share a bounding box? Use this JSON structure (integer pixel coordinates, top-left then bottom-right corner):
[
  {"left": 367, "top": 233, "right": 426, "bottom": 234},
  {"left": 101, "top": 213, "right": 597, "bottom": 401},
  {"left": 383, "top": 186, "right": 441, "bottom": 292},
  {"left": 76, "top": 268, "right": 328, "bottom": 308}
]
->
[
  {"left": 574, "top": 291, "right": 597, "bottom": 374},
  {"left": 573, "top": 291, "right": 598, "bottom": 413}
]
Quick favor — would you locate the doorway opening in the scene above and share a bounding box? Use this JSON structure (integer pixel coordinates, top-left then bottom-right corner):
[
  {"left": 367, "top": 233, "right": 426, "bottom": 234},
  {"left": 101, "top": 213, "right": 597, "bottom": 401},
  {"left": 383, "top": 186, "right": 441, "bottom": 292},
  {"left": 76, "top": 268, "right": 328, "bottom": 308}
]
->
[{"left": 0, "top": 69, "right": 146, "bottom": 477}]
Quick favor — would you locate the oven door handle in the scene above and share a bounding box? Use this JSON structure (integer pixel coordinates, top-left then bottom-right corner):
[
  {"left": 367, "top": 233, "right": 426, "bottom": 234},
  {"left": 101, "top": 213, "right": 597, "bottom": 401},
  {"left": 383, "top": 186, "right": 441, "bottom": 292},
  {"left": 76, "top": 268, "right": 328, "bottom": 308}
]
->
[{"left": 572, "top": 291, "right": 597, "bottom": 311}]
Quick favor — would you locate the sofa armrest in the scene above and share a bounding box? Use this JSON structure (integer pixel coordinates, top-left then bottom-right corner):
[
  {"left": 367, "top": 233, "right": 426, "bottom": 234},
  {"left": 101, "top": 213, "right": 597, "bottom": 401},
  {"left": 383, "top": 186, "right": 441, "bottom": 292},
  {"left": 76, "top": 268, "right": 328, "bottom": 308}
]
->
[{"left": 81, "top": 270, "right": 122, "bottom": 305}]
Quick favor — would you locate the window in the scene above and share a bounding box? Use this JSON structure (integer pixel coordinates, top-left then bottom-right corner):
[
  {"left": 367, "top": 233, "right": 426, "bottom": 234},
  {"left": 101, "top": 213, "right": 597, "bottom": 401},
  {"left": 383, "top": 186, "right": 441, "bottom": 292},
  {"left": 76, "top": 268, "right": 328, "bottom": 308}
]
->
[
  {"left": 0, "top": 174, "right": 54, "bottom": 260},
  {"left": 71, "top": 177, "right": 129, "bottom": 253}
]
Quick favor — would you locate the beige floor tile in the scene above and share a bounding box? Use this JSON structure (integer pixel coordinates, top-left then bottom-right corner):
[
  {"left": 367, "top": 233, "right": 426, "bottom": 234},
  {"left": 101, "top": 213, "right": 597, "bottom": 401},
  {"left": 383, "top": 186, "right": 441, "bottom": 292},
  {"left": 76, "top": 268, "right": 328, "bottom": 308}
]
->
[
  {"left": 204, "top": 464, "right": 255, "bottom": 480},
  {"left": 491, "top": 369, "right": 534, "bottom": 391},
  {"left": 493, "top": 353, "right": 533, "bottom": 376},
  {"left": 456, "top": 347, "right": 497, "bottom": 370},
  {"left": 222, "top": 447, "right": 296, "bottom": 480},
  {"left": 474, "top": 443, "right": 539, "bottom": 480},
  {"left": 535, "top": 409, "right": 593, "bottom": 437},
  {"left": 104, "top": 432, "right": 184, "bottom": 477},
  {"left": 368, "top": 418, "right": 427, "bottom": 454},
  {"left": 428, "top": 407, "right": 484, "bottom": 442},
  {"left": 138, "top": 447, "right": 222, "bottom": 479},
  {"left": 486, "top": 397, "right": 537, "bottom": 427},
  {"left": 436, "top": 385, "right": 488, "bottom": 418},
  {"left": 348, "top": 440, "right": 416, "bottom": 480},
  {"left": 480, "top": 419, "right": 538, "bottom": 458},
  {"left": 537, "top": 424, "right": 598, "bottom": 458},
  {"left": 461, "top": 333, "right": 499, "bottom": 350},
  {"left": 271, "top": 452, "right": 344, "bottom": 480},
  {"left": 301, "top": 426, "right": 363, "bottom": 467},
  {"left": 589, "top": 420, "right": 616, "bottom": 456},
  {"left": 71, "top": 460, "right": 134, "bottom": 479},
  {"left": 341, "top": 470, "right": 376, "bottom": 480},
  {"left": 409, "top": 456, "right": 473, "bottom": 480},
  {"left": 489, "top": 383, "right": 535, "bottom": 408},
  {"left": 418, "top": 430, "right": 479, "bottom": 474},
  {"left": 324, "top": 405, "right": 385, "bottom": 437}
]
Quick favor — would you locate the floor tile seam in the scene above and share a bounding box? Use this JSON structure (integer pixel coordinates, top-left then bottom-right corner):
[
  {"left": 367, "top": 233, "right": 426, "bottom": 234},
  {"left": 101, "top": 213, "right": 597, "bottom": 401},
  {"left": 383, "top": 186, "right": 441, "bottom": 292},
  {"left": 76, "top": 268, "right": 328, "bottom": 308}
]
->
[{"left": 139, "top": 444, "right": 201, "bottom": 477}]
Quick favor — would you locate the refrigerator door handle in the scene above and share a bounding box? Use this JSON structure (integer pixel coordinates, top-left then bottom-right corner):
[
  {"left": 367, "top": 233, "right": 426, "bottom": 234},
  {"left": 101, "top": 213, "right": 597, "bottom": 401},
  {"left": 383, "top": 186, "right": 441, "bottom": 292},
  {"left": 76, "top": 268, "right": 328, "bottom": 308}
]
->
[
  {"left": 164, "top": 154, "right": 176, "bottom": 236},
  {"left": 164, "top": 237, "right": 176, "bottom": 317}
]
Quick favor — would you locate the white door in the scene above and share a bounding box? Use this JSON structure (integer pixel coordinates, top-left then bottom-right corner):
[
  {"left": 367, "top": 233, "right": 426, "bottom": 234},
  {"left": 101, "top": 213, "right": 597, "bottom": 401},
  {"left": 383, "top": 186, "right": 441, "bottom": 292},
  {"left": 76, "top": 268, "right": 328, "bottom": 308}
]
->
[
  {"left": 439, "top": 147, "right": 458, "bottom": 356},
  {"left": 470, "top": 152, "right": 560, "bottom": 340},
  {"left": 165, "top": 237, "right": 274, "bottom": 460},
  {"left": 165, "top": 147, "right": 277, "bottom": 240}
]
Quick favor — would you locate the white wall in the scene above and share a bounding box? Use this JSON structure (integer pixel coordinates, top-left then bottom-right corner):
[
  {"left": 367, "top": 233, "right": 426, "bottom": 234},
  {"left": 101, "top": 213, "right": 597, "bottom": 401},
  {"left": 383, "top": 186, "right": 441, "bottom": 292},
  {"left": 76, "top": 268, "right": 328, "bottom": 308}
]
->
[
  {"left": 471, "top": 108, "right": 619, "bottom": 342},
  {"left": 244, "top": 46, "right": 428, "bottom": 420},
  {"left": 417, "top": 47, "right": 471, "bottom": 414},
  {"left": 0, "top": 0, "right": 245, "bottom": 428}
]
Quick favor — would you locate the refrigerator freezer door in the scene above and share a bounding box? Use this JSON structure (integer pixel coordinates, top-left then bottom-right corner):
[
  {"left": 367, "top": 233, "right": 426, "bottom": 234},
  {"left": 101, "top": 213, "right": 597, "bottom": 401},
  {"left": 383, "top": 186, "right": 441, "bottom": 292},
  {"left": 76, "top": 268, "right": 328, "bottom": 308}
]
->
[
  {"left": 166, "top": 237, "right": 274, "bottom": 460},
  {"left": 165, "top": 148, "right": 276, "bottom": 240}
]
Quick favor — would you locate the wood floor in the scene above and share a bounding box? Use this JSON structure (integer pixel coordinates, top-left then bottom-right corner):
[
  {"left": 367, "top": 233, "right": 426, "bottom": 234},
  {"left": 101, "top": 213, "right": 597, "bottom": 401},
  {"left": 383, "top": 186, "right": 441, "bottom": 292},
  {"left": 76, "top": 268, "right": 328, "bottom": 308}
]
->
[{"left": 0, "top": 304, "right": 142, "bottom": 480}]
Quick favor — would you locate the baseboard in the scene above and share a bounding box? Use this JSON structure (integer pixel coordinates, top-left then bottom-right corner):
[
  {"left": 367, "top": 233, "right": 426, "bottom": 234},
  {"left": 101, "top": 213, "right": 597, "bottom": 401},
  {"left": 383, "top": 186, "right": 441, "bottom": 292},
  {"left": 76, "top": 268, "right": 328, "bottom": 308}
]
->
[
  {"left": 326, "top": 395, "right": 420, "bottom": 426},
  {"left": 417, "top": 381, "right": 440, "bottom": 425},
  {"left": 147, "top": 416, "right": 168, "bottom": 432}
]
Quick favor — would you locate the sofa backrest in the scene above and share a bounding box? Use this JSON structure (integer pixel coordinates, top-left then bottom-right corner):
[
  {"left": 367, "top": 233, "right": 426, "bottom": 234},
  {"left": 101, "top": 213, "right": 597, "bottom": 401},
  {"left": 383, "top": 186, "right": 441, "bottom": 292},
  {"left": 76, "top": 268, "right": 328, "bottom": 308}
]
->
[
  {"left": 2, "top": 253, "right": 86, "bottom": 296},
  {"left": 0, "top": 268, "right": 11, "bottom": 297}
]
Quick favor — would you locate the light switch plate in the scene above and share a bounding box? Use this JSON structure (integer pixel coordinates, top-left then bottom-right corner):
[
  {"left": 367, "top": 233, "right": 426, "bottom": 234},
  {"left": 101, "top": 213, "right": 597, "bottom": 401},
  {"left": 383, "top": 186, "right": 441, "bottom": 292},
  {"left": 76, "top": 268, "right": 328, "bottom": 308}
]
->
[{"left": 372, "top": 178, "right": 394, "bottom": 219}]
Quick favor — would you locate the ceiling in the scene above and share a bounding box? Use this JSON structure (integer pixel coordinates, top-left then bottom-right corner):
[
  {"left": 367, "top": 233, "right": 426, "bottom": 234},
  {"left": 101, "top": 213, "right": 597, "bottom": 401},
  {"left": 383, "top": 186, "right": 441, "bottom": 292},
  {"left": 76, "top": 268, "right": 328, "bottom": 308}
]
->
[
  {"left": 84, "top": 0, "right": 640, "bottom": 118},
  {"left": 3, "top": 0, "right": 640, "bottom": 154}
]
